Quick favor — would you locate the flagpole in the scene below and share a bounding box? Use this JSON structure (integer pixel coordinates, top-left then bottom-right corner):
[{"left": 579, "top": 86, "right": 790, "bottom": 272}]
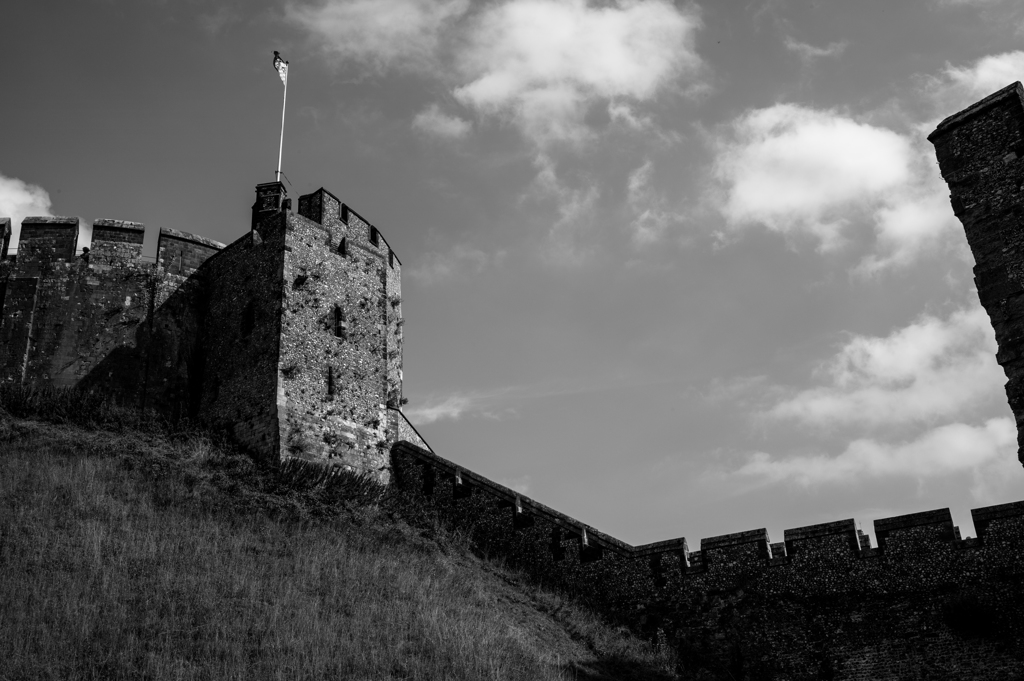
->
[{"left": 276, "top": 74, "right": 287, "bottom": 183}]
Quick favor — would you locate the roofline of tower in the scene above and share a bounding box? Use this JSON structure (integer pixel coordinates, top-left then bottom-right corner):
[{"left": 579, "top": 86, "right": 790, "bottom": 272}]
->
[
  {"left": 341, "top": 201, "right": 403, "bottom": 267},
  {"left": 928, "top": 81, "right": 1024, "bottom": 142}
]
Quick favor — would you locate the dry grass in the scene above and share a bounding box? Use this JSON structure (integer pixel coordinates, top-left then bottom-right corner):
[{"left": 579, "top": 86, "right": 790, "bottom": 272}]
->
[{"left": 0, "top": 412, "right": 678, "bottom": 681}]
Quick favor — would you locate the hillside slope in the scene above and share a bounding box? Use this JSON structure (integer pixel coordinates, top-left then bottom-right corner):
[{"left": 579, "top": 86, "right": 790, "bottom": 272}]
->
[{"left": 0, "top": 413, "right": 678, "bottom": 681}]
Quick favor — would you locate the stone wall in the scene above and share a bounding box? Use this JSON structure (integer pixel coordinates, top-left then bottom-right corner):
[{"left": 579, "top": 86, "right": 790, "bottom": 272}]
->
[
  {"left": 197, "top": 213, "right": 286, "bottom": 462},
  {"left": 157, "top": 228, "right": 225, "bottom": 277},
  {"left": 90, "top": 220, "right": 145, "bottom": 264},
  {"left": 390, "top": 441, "right": 1024, "bottom": 679},
  {"left": 930, "top": 81, "right": 1024, "bottom": 466},
  {"left": 18, "top": 217, "right": 79, "bottom": 264},
  {"left": 0, "top": 217, "right": 217, "bottom": 420},
  {"left": 0, "top": 182, "right": 408, "bottom": 475},
  {"left": 275, "top": 189, "right": 402, "bottom": 480}
]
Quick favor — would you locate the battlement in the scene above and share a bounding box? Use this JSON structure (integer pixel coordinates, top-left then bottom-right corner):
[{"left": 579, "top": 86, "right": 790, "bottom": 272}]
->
[
  {"left": 90, "top": 219, "right": 145, "bottom": 265},
  {"left": 19, "top": 216, "right": 80, "bottom": 263},
  {"left": 157, "top": 227, "right": 225, "bottom": 276},
  {"left": 389, "top": 437, "right": 1024, "bottom": 672},
  {"left": 391, "top": 440, "right": 1024, "bottom": 580}
]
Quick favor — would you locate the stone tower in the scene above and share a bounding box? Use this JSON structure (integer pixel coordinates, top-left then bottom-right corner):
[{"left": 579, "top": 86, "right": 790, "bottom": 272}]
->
[
  {"left": 0, "top": 181, "right": 428, "bottom": 479},
  {"left": 930, "top": 81, "right": 1024, "bottom": 467}
]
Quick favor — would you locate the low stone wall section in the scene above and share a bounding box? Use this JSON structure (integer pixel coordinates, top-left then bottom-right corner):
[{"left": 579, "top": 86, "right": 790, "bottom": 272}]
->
[{"left": 390, "top": 441, "right": 1024, "bottom": 678}]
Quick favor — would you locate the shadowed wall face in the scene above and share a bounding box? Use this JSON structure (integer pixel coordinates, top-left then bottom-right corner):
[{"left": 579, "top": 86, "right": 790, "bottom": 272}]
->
[
  {"left": 930, "top": 81, "right": 1024, "bottom": 466},
  {"left": 198, "top": 210, "right": 287, "bottom": 462},
  {"left": 389, "top": 441, "right": 1024, "bottom": 678}
]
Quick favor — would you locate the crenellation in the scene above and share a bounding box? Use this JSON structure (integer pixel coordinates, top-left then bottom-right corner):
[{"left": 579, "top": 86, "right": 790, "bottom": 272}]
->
[
  {"left": 157, "top": 227, "right": 224, "bottom": 276},
  {"left": 90, "top": 219, "right": 145, "bottom": 265},
  {"left": 19, "top": 216, "right": 80, "bottom": 266},
  {"left": 389, "top": 437, "right": 1024, "bottom": 673}
]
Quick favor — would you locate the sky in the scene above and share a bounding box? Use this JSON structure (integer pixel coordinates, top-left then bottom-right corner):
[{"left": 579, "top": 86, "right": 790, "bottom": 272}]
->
[{"left": 4, "top": 0, "right": 1024, "bottom": 546}]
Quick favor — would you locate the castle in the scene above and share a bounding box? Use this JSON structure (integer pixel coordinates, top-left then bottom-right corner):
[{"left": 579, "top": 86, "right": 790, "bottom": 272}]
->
[
  {"left": 3, "top": 86, "right": 1024, "bottom": 677},
  {"left": 0, "top": 181, "right": 429, "bottom": 480}
]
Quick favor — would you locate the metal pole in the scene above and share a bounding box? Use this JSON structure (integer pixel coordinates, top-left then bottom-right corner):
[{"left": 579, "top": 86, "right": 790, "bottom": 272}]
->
[{"left": 277, "top": 76, "right": 287, "bottom": 183}]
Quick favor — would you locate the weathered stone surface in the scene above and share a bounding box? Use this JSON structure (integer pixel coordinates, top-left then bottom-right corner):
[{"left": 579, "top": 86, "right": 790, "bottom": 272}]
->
[
  {"left": 930, "top": 81, "right": 1024, "bottom": 466},
  {"left": 0, "top": 182, "right": 408, "bottom": 476},
  {"left": 391, "top": 441, "right": 1024, "bottom": 678}
]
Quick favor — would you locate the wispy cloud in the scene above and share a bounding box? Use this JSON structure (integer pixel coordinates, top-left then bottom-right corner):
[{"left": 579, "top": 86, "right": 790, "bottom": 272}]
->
[
  {"left": 198, "top": 6, "right": 241, "bottom": 35},
  {"left": 412, "top": 103, "right": 472, "bottom": 139},
  {"left": 626, "top": 158, "right": 679, "bottom": 247},
  {"left": 528, "top": 154, "right": 600, "bottom": 264},
  {"left": 405, "top": 392, "right": 494, "bottom": 424},
  {"left": 784, "top": 37, "right": 847, "bottom": 63},
  {"left": 495, "top": 475, "right": 532, "bottom": 495},
  {"left": 738, "top": 417, "right": 1014, "bottom": 485},
  {"left": 925, "top": 50, "right": 1024, "bottom": 115},
  {"left": 406, "top": 374, "right": 678, "bottom": 424},
  {"left": 0, "top": 172, "right": 53, "bottom": 251},
  {"left": 407, "top": 243, "right": 504, "bottom": 284}
]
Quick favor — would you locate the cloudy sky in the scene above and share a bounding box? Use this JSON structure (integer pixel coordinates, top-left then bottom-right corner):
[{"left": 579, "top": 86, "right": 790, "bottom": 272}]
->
[{"left": 5, "top": 0, "right": 1024, "bottom": 545}]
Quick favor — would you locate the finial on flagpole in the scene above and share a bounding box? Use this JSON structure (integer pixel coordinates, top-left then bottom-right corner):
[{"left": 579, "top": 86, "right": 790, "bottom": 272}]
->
[{"left": 273, "top": 51, "right": 290, "bottom": 183}]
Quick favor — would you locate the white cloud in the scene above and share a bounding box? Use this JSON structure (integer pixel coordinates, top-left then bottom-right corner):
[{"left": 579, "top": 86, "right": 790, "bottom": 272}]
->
[
  {"left": 784, "top": 37, "right": 847, "bottom": 62},
  {"left": 714, "top": 104, "right": 913, "bottom": 250},
  {"left": 412, "top": 104, "right": 472, "bottom": 138},
  {"left": 454, "top": 0, "right": 702, "bottom": 146},
  {"left": 928, "top": 51, "right": 1024, "bottom": 114},
  {"left": 738, "top": 417, "right": 1014, "bottom": 485},
  {"left": 405, "top": 393, "right": 480, "bottom": 423},
  {"left": 405, "top": 388, "right": 515, "bottom": 423},
  {"left": 855, "top": 182, "right": 959, "bottom": 275},
  {"left": 286, "top": 0, "right": 470, "bottom": 72},
  {"left": 407, "top": 243, "right": 502, "bottom": 283},
  {"left": 766, "top": 305, "right": 1004, "bottom": 428},
  {"left": 0, "top": 173, "right": 53, "bottom": 251}
]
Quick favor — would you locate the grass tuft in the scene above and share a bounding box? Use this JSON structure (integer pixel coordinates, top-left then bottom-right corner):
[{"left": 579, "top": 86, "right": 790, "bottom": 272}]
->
[{"left": 0, "top": 396, "right": 679, "bottom": 680}]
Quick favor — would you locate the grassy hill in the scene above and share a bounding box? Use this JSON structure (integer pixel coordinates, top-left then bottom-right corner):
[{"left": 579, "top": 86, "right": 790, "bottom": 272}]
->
[{"left": 0, "top": 392, "right": 678, "bottom": 681}]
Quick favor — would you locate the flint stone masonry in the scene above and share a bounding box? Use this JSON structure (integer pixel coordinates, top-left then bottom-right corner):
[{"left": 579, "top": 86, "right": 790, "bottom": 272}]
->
[
  {"left": 91, "top": 220, "right": 145, "bottom": 265},
  {"left": 930, "top": 80, "right": 1024, "bottom": 466},
  {"left": 0, "top": 181, "right": 407, "bottom": 476},
  {"left": 391, "top": 441, "right": 1024, "bottom": 679}
]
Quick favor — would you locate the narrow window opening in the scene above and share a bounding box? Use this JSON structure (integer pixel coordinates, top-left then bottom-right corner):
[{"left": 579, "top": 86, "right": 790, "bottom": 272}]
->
[
  {"left": 241, "top": 302, "right": 255, "bottom": 338},
  {"left": 370, "top": 227, "right": 379, "bottom": 247},
  {"left": 338, "top": 237, "right": 347, "bottom": 257},
  {"left": 388, "top": 249, "right": 394, "bottom": 268},
  {"left": 327, "top": 366, "right": 336, "bottom": 396},
  {"left": 333, "top": 304, "right": 347, "bottom": 340}
]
